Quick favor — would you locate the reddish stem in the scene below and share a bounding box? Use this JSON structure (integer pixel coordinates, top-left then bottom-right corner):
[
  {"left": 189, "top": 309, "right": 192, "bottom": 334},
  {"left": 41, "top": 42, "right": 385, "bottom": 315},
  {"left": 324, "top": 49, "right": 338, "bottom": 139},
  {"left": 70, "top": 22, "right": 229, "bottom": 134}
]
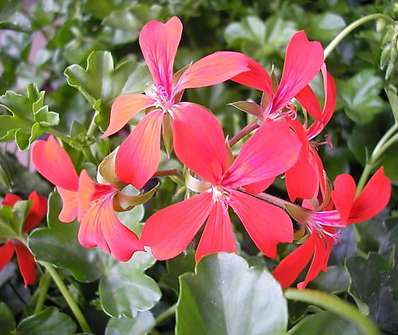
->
[
  {"left": 228, "top": 121, "right": 259, "bottom": 146},
  {"left": 154, "top": 169, "right": 180, "bottom": 177}
]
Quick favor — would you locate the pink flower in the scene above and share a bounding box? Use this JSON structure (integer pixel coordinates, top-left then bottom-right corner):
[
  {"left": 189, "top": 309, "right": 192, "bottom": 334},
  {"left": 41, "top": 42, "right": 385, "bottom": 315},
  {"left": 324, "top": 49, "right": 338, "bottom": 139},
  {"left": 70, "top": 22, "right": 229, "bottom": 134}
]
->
[
  {"left": 273, "top": 167, "right": 391, "bottom": 289},
  {"left": 141, "top": 107, "right": 302, "bottom": 262},
  {"left": 0, "top": 192, "right": 47, "bottom": 286},
  {"left": 31, "top": 136, "right": 143, "bottom": 261},
  {"left": 232, "top": 31, "right": 336, "bottom": 201},
  {"left": 102, "top": 16, "right": 250, "bottom": 189}
]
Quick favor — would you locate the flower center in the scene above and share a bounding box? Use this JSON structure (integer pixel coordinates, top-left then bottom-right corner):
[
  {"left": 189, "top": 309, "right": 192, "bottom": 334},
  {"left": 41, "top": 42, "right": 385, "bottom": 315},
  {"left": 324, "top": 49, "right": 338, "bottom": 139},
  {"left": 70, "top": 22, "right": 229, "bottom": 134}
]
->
[
  {"left": 211, "top": 185, "right": 229, "bottom": 203},
  {"left": 307, "top": 210, "right": 345, "bottom": 239},
  {"left": 145, "top": 83, "right": 173, "bottom": 111}
]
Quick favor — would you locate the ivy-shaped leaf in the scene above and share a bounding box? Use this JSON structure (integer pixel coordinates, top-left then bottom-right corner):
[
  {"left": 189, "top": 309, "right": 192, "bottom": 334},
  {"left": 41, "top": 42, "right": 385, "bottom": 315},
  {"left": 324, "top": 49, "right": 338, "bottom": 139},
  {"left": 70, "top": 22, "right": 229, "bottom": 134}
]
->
[
  {"left": 0, "top": 199, "right": 30, "bottom": 240},
  {"left": 224, "top": 16, "right": 296, "bottom": 59},
  {"left": 346, "top": 253, "right": 398, "bottom": 333},
  {"left": 16, "top": 307, "right": 76, "bottom": 335},
  {"left": 105, "top": 312, "right": 155, "bottom": 335},
  {"left": 99, "top": 251, "right": 161, "bottom": 318},
  {"left": 289, "top": 311, "right": 361, "bottom": 335},
  {"left": 64, "top": 51, "right": 150, "bottom": 130},
  {"left": 176, "top": 253, "right": 288, "bottom": 335},
  {"left": 28, "top": 191, "right": 105, "bottom": 283},
  {"left": 338, "top": 70, "right": 384, "bottom": 124},
  {"left": 0, "top": 83, "right": 59, "bottom": 150}
]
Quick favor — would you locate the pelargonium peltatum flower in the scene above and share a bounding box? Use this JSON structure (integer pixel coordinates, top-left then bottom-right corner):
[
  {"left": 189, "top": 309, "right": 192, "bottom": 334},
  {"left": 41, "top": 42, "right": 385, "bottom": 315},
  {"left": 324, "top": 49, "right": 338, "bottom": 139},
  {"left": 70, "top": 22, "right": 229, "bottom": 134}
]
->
[
  {"left": 102, "top": 16, "right": 251, "bottom": 189},
  {"left": 0, "top": 192, "right": 47, "bottom": 286},
  {"left": 31, "top": 136, "right": 143, "bottom": 261},
  {"left": 141, "top": 105, "right": 301, "bottom": 261},
  {"left": 273, "top": 167, "right": 391, "bottom": 289},
  {"left": 232, "top": 31, "right": 336, "bottom": 201}
]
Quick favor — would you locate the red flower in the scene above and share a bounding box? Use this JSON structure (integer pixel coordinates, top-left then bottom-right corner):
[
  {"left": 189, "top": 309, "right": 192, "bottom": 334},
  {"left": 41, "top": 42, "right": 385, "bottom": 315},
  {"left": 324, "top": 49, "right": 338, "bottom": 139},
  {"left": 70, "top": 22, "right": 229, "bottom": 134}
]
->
[
  {"left": 141, "top": 106, "right": 302, "bottom": 262},
  {"left": 31, "top": 136, "right": 143, "bottom": 261},
  {"left": 273, "top": 167, "right": 391, "bottom": 289},
  {"left": 102, "top": 16, "right": 251, "bottom": 189},
  {"left": 0, "top": 192, "right": 47, "bottom": 286},
  {"left": 232, "top": 31, "right": 336, "bottom": 201}
]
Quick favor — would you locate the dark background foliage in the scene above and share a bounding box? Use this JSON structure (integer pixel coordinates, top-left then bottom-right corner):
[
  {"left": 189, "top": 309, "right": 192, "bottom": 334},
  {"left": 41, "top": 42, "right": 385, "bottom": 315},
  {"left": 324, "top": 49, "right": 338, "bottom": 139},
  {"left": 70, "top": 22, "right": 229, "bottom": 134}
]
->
[{"left": 0, "top": 0, "right": 397, "bottom": 334}]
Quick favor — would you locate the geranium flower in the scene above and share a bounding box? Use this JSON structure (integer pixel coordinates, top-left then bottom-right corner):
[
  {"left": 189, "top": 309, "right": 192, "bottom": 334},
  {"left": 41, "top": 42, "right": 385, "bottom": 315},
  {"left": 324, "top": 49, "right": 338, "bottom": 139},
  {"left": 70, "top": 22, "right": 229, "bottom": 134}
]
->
[
  {"left": 31, "top": 136, "right": 143, "bottom": 261},
  {"left": 0, "top": 192, "right": 47, "bottom": 286},
  {"left": 273, "top": 167, "right": 391, "bottom": 289},
  {"left": 141, "top": 106, "right": 301, "bottom": 261},
  {"left": 231, "top": 31, "right": 335, "bottom": 200},
  {"left": 102, "top": 16, "right": 251, "bottom": 189}
]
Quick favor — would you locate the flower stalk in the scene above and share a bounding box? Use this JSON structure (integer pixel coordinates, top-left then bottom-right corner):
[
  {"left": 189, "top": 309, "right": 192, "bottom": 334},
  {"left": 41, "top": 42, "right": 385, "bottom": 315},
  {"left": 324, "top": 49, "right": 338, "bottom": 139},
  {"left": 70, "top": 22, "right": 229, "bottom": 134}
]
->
[
  {"left": 324, "top": 13, "right": 393, "bottom": 58},
  {"left": 40, "top": 262, "right": 92, "bottom": 333}
]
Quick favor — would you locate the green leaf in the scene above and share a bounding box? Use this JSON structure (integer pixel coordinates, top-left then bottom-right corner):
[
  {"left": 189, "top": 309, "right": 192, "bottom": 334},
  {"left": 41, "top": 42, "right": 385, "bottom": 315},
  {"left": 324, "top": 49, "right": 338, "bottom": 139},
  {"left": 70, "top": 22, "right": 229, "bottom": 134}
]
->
[
  {"left": 224, "top": 16, "right": 296, "bottom": 58},
  {"left": 346, "top": 253, "right": 398, "bottom": 332},
  {"left": 288, "top": 311, "right": 361, "bottom": 335},
  {"left": 105, "top": 312, "right": 155, "bottom": 335},
  {"left": 64, "top": 51, "right": 150, "bottom": 130},
  {"left": 339, "top": 70, "right": 384, "bottom": 124},
  {"left": 160, "top": 251, "right": 195, "bottom": 294},
  {"left": 16, "top": 307, "right": 76, "bottom": 335},
  {"left": 306, "top": 13, "right": 346, "bottom": 41},
  {"left": 99, "top": 251, "right": 161, "bottom": 318},
  {"left": 313, "top": 265, "right": 350, "bottom": 294},
  {"left": 0, "top": 200, "right": 30, "bottom": 240},
  {"left": 28, "top": 191, "right": 105, "bottom": 283},
  {"left": 0, "top": 302, "right": 15, "bottom": 334},
  {"left": 176, "top": 253, "right": 287, "bottom": 335},
  {"left": 0, "top": 151, "right": 51, "bottom": 195},
  {"left": 0, "top": 83, "right": 59, "bottom": 150}
]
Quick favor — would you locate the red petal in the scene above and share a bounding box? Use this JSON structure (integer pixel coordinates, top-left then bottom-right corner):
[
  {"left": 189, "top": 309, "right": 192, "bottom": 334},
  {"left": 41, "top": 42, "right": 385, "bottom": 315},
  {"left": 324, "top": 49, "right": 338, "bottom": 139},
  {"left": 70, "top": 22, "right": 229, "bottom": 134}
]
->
[
  {"left": 116, "top": 110, "right": 164, "bottom": 189},
  {"left": 222, "top": 120, "right": 301, "bottom": 188},
  {"left": 229, "top": 191, "right": 293, "bottom": 258},
  {"left": 0, "top": 241, "right": 15, "bottom": 270},
  {"left": 141, "top": 192, "right": 213, "bottom": 260},
  {"left": 195, "top": 201, "right": 236, "bottom": 262},
  {"left": 23, "top": 191, "right": 47, "bottom": 232},
  {"left": 349, "top": 167, "right": 391, "bottom": 224},
  {"left": 298, "top": 234, "right": 334, "bottom": 289},
  {"left": 176, "top": 51, "right": 249, "bottom": 90},
  {"left": 273, "top": 235, "right": 315, "bottom": 289},
  {"left": 57, "top": 188, "right": 78, "bottom": 223},
  {"left": 307, "top": 68, "right": 336, "bottom": 139},
  {"left": 2, "top": 194, "right": 22, "bottom": 206},
  {"left": 172, "top": 103, "right": 229, "bottom": 184},
  {"left": 139, "top": 16, "right": 182, "bottom": 94},
  {"left": 14, "top": 243, "right": 36, "bottom": 286},
  {"left": 296, "top": 85, "right": 322, "bottom": 120},
  {"left": 103, "top": 94, "right": 155, "bottom": 137},
  {"left": 231, "top": 56, "right": 273, "bottom": 95},
  {"left": 286, "top": 150, "right": 319, "bottom": 202},
  {"left": 272, "top": 31, "right": 324, "bottom": 113},
  {"left": 31, "top": 136, "right": 79, "bottom": 191},
  {"left": 242, "top": 177, "right": 275, "bottom": 194},
  {"left": 78, "top": 196, "right": 142, "bottom": 261},
  {"left": 331, "top": 174, "right": 356, "bottom": 223}
]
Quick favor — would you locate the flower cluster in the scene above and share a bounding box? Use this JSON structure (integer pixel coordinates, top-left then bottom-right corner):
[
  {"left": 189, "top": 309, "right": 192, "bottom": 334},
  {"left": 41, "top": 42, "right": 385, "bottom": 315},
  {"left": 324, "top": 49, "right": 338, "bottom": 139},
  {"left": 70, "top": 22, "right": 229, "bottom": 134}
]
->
[{"left": 28, "top": 16, "right": 391, "bottom": 289}]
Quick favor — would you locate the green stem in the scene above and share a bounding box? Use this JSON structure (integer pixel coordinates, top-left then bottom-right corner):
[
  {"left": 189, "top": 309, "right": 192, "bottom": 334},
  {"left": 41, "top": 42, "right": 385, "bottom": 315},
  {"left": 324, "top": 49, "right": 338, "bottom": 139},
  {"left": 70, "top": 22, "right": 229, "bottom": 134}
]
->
[
  {"left": 47, "top": 128, "right": 72, "bottom": 144},
  {"left": 34, "top": 271, "right": 51, "bottom": 314},
  {"left": 324, "top": 13, "right": 393, "bottom": 59},
  {"left": 285, "top": 288, "right": 380, "bottom": 335},
  {"left": 40, "top": 262, "right": 91, "bottom": 333},
  {"left": 155, "top": 304, "right": 177, "bottom": 325},
  {"left": 356, "top": 123, "right": 398, "bottom": 195},
  {"left": 87, "top": 114, "right": 97, "bottom": 138}
]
